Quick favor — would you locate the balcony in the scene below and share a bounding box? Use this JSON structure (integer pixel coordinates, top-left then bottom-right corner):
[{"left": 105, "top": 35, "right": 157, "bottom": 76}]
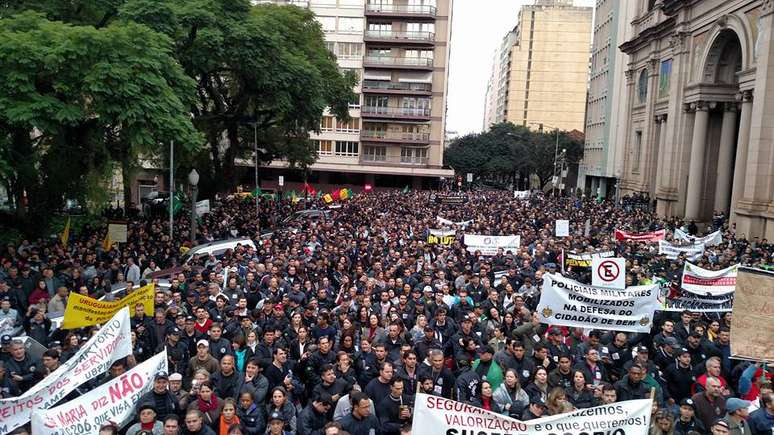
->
[
  {"left": 363, "top": 56, "right": 434, "bottom": 70},
  {"left": 365, "top": 3, "right": 437, "bottom": 19},
  {"left": 361, "top": 106, "right": 432, "bottom": 120},
  {"left": 361, "top": 129, "right": 430, "bottom": 144},
  {"left": 364, "top": 30, "right": 435, "bottom": 45},
  {"left": 360, "top": 154, "right": 430, "bottom": 166},
  {"left": 362, "top": 80, "right": 432, "bottom": 95}
]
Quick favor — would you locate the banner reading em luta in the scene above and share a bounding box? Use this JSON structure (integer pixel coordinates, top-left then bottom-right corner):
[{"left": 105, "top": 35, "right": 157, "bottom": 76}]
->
[{"left": 62, "top": 283, "right": 155, "bottom": 329}]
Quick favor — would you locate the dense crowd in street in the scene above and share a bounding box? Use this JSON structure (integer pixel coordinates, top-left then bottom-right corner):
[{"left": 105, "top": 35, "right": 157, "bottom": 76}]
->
[{"left": 0, "top": 190, "right": 772, "bottom": 435}]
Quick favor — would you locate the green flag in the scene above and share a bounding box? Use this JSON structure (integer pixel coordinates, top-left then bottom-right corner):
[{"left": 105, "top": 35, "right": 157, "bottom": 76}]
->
[
  {"left": 402, "top": 185, "right": 410, "bottom": 194},
  {"left": 251, "top": 187, "right": 262, "bottom": 197},
  {"left": 172, "top": 191, "right": 186, "bottom": 216}
]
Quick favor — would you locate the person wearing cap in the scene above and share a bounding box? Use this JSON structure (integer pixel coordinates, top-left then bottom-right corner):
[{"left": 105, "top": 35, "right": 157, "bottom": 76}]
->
[
  {"left": 266, "top": 410, "right": 292, "bottom": 435},
  {"left": 125, "top": 403, "right": 163, "bottom": 435},
  {"left": 665, "top": 348, "right": 697, "bottom": 404},
  {"left": 182, "top": 315, "right": 204, "bottom": 357},
  {"left": 654, "top": 336, "right": 682, "bottom": 371},
  {"left": 522, "top": 397, "right": 547, "bottom": 421},
  {"left": 208, "top": 323, "right": 233, "bottom": 361},
  {"left": 137, "top": 371, "right": 181, "bottom": 420},
  {"left": 712, "top": 419, "right": 732, "bottom": 435},
  {"left": 297, "top": 392, "right": 333, "bottom": 435},
  {"left": 674, "top": 398, "right": 706, "bottom": 435},
  {"left": 722, "top": 398, "right": 752, "bottom": 435},
  {"left": 472, "top": 344, "right": 503, "bottom": 391},
  {"left": 692, "top": 377, "right": 727, "bottom": 429}
]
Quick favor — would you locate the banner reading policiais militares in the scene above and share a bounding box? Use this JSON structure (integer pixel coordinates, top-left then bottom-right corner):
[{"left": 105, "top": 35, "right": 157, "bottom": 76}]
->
[{"left": 414, "top": 393, "right": 652, "bottom": 435}]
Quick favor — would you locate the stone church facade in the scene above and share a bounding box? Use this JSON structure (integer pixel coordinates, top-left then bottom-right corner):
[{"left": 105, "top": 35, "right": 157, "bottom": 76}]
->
[{"left": 618, "top": 0, "right": 774, "bottom": 238}]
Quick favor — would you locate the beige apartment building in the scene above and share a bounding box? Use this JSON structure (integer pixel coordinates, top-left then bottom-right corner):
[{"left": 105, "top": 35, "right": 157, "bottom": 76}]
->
[
  {"left": 617, "top": 0, "right": 774, "bottom": 238},
  {"left": 259, "top": 0, "right": 454, "bottom": 190},
  {"left": 485, "top": 0, "right": 592, "bottom": 132}
]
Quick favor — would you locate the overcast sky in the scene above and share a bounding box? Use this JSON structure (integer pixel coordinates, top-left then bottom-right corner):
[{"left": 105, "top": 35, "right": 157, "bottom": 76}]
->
[{"left": 446, "top": 0, "right": 595, "bottom": 136}]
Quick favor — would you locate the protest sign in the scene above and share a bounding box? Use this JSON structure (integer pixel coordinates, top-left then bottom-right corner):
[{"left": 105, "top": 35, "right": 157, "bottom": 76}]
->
[
  {"left": 428, "top": 229, "right": 456, "bottom": 245},
  {"left": 563, "top": 250, "right": 615, "bottom": 269},
  {"left": 674, "top": 228, "right": 722, "bottom": 246},
  {"left": 435, "top": 194, "right": 465, "bottom": 205},
  {"left": 555, "top": 220, "right": 570, "bottom": 237},
  {"left": 614, "top": 229, "right": 665, "bottom": 242},
  {"left": 62, "top": 283, "right": 155, "bottom": 329},
  {"left": 681, "top": 262, "right": 737, "bottom": 295},
  {"left": 106, "top": 222, "right": 127, "bottom": 244},
  {"left": 537, "top": 274, "right": 659, "bottom": 333},
  {"left": 513, "top": 190, "right": 530, "bottom": 199},
  {"left": 413, "top": 393, "right": 652, "bottom": 435},
  {"left": 31, "top": 351, "right": 168, "bottom": 435},
  {"left": 592, "top": 257, "right": 626, "bottom": 289},
  {"left": 195, "top": 199, "right": 211, "bottom": 216},
  {"left": 0, "top": 308, "right": 132, "bottom": 434},
  {"left": 437, "top": 216, "right": 473, "bottom": 228},
  {"left": 658, "top": 240, "right": 704, "bottom": 261},
  {"left": 730, "top": 268, "right": 774, "bottom": 363},
  {"left": 657, "top": 279, "right": 734, "bottom": 313},
  {"left": 463, "top": 234, "right": 520, "bottom": 255}
]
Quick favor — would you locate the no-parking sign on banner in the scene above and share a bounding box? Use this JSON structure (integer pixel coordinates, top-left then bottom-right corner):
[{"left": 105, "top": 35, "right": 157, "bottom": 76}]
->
[
  {"left": 537, "top": 274, "right": 659, "bottom": 333},
  {"left": 31, "top": 351, "right": 168, "bottom": 435},
  {"left": 413, "top": 393, "right": 652, "bottom": 435},
  {"left": 592, "top": 257, "right": 626, "bottom": 289}
]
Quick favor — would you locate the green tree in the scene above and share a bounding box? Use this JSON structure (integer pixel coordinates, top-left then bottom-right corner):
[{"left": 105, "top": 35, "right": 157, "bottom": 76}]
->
[{"left": 0, "top": 12, "right": 200, "bottom": 223}]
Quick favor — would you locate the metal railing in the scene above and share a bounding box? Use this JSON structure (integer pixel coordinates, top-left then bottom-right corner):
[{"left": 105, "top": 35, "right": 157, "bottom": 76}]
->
[
  {"left": 361, "top": 130, "right": 431, "bottom": 142},
  {"left": 361, "top": 106, "right": 432, "bottom": 117},
  {"left": 362, "top": 80, "right": 432, "bottom": 92},
  {"left": 365, "top": 30, "right": 435, "bottom": 42},
  {"left": 360, "top": 154, "right": 430, "bottom": 165},
  {"left": 363, "top": 56, "right": 434, "bottom": 67},
  {"left": 365, "top": 4, "right": 437, "bottom": 16}
]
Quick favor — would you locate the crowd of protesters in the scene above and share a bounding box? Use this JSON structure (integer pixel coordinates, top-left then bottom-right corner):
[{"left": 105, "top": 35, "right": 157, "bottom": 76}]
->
[{"left": 0, "top": 190, "right": 772, "bottom": 435}]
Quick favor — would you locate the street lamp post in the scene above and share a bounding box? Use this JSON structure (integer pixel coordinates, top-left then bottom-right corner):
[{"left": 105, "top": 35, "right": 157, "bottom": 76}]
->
[
  {"left": 253, "top": 122, "right": 259, "bottom": 217},
  {"left": 188, "top": 169, "right": 199, "bottom": 242}
]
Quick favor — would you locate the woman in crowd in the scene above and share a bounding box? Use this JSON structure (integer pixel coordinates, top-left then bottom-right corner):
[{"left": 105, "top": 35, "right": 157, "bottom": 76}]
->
[
  {"left": 493, "top": 368, "right": 530, "bottom": 419},
  {"left": 218, "top": 398, "right": 240, "bottom": 435},
  {"left": 525, "top": 367, "right": 550, "bottom": 402},
  {"left": 470, "top": 380, "right": 504, "bottom": 414},
  {"left": 566, "top": 370, "right": 596, "bottom": 409},
  {"left": 546, "top": 387, "right": 572, "bottom": 416},
  {"left": 265, "top": 387, "right": 296, "bottom": 433},
  {"left": 189, "top": 381, "right": 222, "bottom": 428}
]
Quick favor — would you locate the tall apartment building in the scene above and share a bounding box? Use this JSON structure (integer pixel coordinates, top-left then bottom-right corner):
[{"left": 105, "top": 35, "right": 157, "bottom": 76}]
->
[
  {"left": 483, "top": 28, "right": 518, "bottom": 130},
  {"left": 259, "top": 0, "right": 454, "bottom": 190},
  {"left": 485, "top": 0, "right": 592, "bottom": 132},
  {"left": 576, "top": 0, "right": 636, "bottom": 198}
]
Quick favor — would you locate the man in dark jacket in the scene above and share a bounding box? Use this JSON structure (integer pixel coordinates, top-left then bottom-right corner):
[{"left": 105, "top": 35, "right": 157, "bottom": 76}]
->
[
  {"left": 674, "top": 398, "right": 706, "bottom": 435},
  {"left": 614, "top": 363, "right": 650, "bottom": 401},
  {"left": 297, "top": 392, "right": 332, "bottom": 435},
  {"left": 4, "top": 341, "right": 37, "bottom": 391},
  {"left": 664, "top": 349, "right": 696, "bottom": 403},
  {"left": 377, "top": 378, "right": 412, "bottom": 435},
  {"left": 211, "top": 355, "right": 244, "bottom": 400},
  {"left": 340, "top": 391, "right": 381, "bottom": 435},
  {"left": 137, "top": 372, "right": 180, "bottom": 420}
]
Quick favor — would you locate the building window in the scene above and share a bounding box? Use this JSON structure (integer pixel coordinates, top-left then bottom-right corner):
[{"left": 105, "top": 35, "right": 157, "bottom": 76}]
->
[
  {"left": 339, "top": 0, "right": 364, "bottom": 7},
  {"left": 363, "top": 146, "right": 386, "bottom": 161},
  {"left": 632, "top": 131, "right": 642, "bottom": 173},
  {"left": 316, "top": 140, "right": 333, "bottom": 155},
  {"left": 637, "top": 69, "right": 648, "bottom": 104},
  {"left": 336, "top": 118, "right": 360, "bottom": 132},
  {"left": 658, "top": 59, "right": 672, "bottom": 99},
  {"left": 320, "top": 116, "right": 334, "bottom": 132},
  {"left": 349, "top": 93, "right": 361, "bottom": 108},
  {"left": 317, "top": 16, "right": 336, "bottom": 32},
  {"left": 335, "top": 141, "right": 359, "bottom": 156},
  {"left": 368, "top": 23, "right": 392, "bottom": 32},
  {"left": 337, "top": 42, "right": 363, "bottom": 58},
  {"left": 365, "top": 95, "right": 389, "bottom": 108},
  {"left": 401, "top": 147, "right": 427, "bottom": 164},
  {"left": 325, "top": 41, "right": 335, "bottom": 53},
  {"left": 407, "top": 22, "right": 434, "bottom": 33},
  {"left": 338, "top": 18, "right": 363, "bottom": 33}
]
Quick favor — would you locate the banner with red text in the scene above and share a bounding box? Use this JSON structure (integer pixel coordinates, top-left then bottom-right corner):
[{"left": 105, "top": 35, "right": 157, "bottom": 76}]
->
[
  {"left": 413, "top": 393, "right": 652, "bottom": 435},
  {"left": 31, "top": 351, "right": 168, "bottom": 435},
  {"left": 614, "top": 229, "right": 665, "bottom": 242},
  {"left": 681, "top": 262, "right": 738, "bottom": 295},
  {"left": 0, "top": 308, "right": 133, "bottom": 434}
]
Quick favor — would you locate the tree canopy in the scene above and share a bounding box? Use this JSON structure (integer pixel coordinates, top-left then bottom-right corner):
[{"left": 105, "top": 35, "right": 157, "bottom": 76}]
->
[{"left": 444, "top": 122, "right": 584, "bottom": 189}]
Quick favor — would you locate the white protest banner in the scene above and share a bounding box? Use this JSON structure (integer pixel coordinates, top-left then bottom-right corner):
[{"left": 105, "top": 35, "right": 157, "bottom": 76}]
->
[
  {"left": 437, "top": 216, "right": 473, "bottom": 228},
  {"left": 463, "top": 234, "right": 520, "bottom": 255},
  {"left": 31, "top": 351, "right": 168, "bottom": 435},
  {"left": 614, "top": 229, "right": 665, "bottom": 242},
  {"left": 537, "top": 274, "right": 659, "bottom": 333},
  {"left": 555, "top": 220, "right": 570, "bottom": 237},
  {"left": 681, "top": 262, "right": 738, "bottom": 295},
  {"left": 413, "top": 393, "right": 652, "bottom": 435},
  {"left": 657, "top": 281, "right": 734, "bottom": 312},
  {"left": 658, "top": 240, "right": 704, "bottom": 261},
  {"left": 674, "top": 228, "right": 722, "bottom": 247},
  {"left": 0, "top": 308, "right": 132, "bottom": 434},
  {"left": 107, "top": 223, "right": 127, "bottom": 244},
  {"left": 592, "top": 257, "right": 626, "bottom": 289},
  {"left": 513, "top": 190, "right": 530, "bottom": 199},
  {"left": 195, "top": 199, "right": 210, "bottom": 216}
]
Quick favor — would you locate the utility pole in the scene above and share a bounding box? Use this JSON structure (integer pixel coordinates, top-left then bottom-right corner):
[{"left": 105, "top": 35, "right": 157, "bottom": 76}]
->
[
  {"left": 254, "top": 122, "right": 259, "bottom": 217},
  {"left": 169, "top": 140, "right": 174, "bottom": 239}
]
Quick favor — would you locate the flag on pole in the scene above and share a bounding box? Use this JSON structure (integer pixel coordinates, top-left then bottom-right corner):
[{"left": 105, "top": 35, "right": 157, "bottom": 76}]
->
[
  {"left": 303, "top": 183, "right": 316, "bottom": 196},
  {"left": 339, "top": 188, "right": 351, "bottom": 200},
  {"left": 251, "top": 187, "right": 262, "bottom": 197},
  {"left": 322, "top": 193, "right": 333, "bottom": 204},
  {"left": 402, "top": 185, "right": 410, "bottom": 194},
  {"left": 60, "top": 217, "right": 71, "bottom": 246},
  {"left": 102, "top": 232, "right": 112, "bottom": 251}
]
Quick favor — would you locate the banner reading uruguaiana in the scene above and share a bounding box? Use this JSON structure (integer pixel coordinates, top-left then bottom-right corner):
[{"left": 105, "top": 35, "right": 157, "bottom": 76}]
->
[
  {"left": 413, "top": 393, "right": 652, "bottom": 435},
  {"left": 62, "top": 283, "right": 155, "bottom": 329}
]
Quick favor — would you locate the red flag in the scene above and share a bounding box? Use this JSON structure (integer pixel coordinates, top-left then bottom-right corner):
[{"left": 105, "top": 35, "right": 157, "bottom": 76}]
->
[
  {"left": 303, "top": 182, "right": 316, "bottom": 196},
  {"left": 331, "top": 189, "right": 341, "bottom": 201},
  {"left": 364, "top": 184, "right": 373, "bottom": 192}
]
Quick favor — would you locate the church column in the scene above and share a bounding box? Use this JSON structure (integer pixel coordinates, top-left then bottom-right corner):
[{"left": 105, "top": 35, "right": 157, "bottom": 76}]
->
[
  {"left": 684, "top": 102, "right": 710, "bottom": 221},
  {"left": 730, "top": 90, "right": 753, "bottom": 222},
  {"left": 713, "top": 103, "right": 738, "bottom": 214}
]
